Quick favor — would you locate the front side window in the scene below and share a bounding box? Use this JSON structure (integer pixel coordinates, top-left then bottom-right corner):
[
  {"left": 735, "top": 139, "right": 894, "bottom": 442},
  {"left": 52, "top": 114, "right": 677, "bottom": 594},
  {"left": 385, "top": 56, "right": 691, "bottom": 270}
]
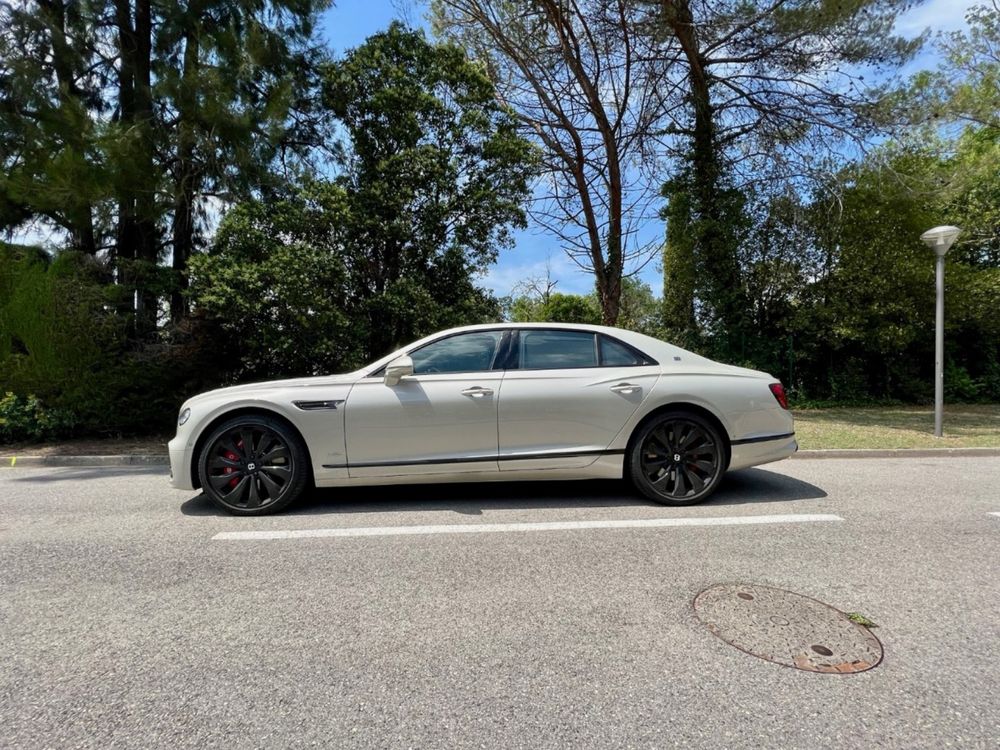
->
[
  {"left": 409, "top": 331, "right": 504, "bottom": 375},
  {"left": 520, "top": 330, "right": 598, "bottom": 370}
]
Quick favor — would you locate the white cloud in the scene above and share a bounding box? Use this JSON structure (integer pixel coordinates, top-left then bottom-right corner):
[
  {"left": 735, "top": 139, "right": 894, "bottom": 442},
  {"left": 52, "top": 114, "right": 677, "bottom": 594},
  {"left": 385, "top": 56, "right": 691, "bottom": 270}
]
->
[{"left": 895, "top": 0, "right": 980, "bottom": 38}]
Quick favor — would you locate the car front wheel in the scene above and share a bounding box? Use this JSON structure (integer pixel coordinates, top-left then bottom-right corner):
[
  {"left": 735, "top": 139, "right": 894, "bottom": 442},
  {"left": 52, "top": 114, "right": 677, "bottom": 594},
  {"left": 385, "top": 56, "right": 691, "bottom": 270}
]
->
[
  {"left": 629, "top": 411, "right": 726, "bottom": 505},
  {"left": 197, "top": 415, "right": 310, "bottom": 515}
]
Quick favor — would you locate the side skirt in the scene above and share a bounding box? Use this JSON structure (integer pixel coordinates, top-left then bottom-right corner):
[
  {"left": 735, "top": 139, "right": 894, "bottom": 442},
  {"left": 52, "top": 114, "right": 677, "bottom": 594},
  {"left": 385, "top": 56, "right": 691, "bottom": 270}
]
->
[
  {"left": 322, "top": 448, "right": 625, "bottom": 471},
  {"left": 313, "top": 455, "right": 625, "bottom": 487}
]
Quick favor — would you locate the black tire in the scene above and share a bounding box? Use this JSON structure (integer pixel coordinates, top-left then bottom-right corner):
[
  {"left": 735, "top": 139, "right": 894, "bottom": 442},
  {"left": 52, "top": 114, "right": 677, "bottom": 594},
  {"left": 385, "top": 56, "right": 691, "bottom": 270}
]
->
[
  {"left": 628, "top": 410, "right": 726, "bottom": 506},
  {"left": 197, "top": 414, "right": 310, "bottom": 516}
]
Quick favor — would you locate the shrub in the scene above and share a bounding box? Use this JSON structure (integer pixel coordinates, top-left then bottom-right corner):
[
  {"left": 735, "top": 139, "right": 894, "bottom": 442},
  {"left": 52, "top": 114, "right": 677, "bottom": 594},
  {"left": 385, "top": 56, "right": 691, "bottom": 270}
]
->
[
  {"left": 1, "top": 245, "right": 229, "bottom": 437},
  {"left": 945, "top": 362, "right": 983, "bottom": 403},
  {"left": 0, "top": 392, "right": 76, "bottom": 443}
]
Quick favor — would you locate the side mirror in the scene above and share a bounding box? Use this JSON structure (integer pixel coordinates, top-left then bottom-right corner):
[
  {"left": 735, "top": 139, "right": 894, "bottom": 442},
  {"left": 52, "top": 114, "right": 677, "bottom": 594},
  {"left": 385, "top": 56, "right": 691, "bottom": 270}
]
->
[{"left": 384, "top": 355, "right": 414, "bottom": 386}]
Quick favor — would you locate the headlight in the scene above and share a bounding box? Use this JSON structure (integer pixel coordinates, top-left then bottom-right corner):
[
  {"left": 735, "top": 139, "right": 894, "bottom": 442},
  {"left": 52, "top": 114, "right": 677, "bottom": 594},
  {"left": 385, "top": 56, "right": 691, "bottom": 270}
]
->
[{"left": 178, "top": 408, "right": 191, "bottom": 426}]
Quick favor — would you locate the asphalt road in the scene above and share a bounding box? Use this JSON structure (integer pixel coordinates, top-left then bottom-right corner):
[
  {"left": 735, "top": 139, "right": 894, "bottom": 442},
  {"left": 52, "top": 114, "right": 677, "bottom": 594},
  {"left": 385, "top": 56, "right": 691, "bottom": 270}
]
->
[{"left": 2, "top": 457, "right": 998, "bottom": 749}]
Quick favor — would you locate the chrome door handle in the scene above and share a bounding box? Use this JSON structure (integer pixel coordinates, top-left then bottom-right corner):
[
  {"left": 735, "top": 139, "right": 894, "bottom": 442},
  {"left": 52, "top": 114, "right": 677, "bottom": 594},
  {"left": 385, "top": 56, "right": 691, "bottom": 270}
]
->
[
  {"left": 461, "top": 386, "right": 494, "bottom": 398},
  {"left": 610, "top": 382, "right": 640, "bottom": 394}
]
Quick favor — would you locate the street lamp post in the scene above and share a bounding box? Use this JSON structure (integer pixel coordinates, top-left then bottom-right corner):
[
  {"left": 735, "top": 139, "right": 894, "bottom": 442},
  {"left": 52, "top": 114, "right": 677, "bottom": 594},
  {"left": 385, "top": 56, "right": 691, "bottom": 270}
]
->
[{"left": 919, "top": 225, "right": 961, "bottom": 438}]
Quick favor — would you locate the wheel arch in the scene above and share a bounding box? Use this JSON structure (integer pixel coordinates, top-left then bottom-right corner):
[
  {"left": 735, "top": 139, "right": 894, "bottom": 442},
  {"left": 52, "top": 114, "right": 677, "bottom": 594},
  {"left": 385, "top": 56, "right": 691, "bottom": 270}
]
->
[
  {"left": 624, "top": 402, "right": 732, "bottom": 477},
  {"left": 189, "top": 406, "right": 314, "bottom": 490}
]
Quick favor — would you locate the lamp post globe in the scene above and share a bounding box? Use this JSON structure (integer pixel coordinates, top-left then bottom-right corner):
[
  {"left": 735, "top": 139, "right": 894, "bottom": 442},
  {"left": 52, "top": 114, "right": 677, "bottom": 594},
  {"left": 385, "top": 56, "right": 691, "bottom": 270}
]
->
[
  {"left": 920, "top": 225, "right": 961, "bottom": 255},
  {"left": 920, "top": 225, "right": 960, "bottom": 438}
]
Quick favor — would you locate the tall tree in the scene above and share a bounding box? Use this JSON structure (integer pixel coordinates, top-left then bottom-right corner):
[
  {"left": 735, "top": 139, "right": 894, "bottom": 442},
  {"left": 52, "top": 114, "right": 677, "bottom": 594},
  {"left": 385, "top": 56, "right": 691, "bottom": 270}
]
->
[
  {"left": 321, "top": 23, "right": 535, "bottom": 357},
  {"left": 911, "top": 0, "right": 1000, "bottom": 130},
  {"left": 905, "top": 1, "right": 1000, "bottom": 265},
  {"left": 0, "top": 1, "right": 106, "bottom": 253},
  {"left": 156, "top": 0, "right": 331, "bottom": 322},
  {"left": 187, "top": 185, "right": 354, "bottom": 378},
  {"left": 192, "top": 23, "right": 537, "bottom": 375},
  {"left": 432, "top": 0, "right": 676, "bottom": 325},
  {"left": 111, "top": 0, "right": 160, "bottom": 332},
  {"left": 645, "top": 0, "right": 922, "bottom": 352},
  {"left": 1, "top": 0, "right": 331, "bottom": 331}
]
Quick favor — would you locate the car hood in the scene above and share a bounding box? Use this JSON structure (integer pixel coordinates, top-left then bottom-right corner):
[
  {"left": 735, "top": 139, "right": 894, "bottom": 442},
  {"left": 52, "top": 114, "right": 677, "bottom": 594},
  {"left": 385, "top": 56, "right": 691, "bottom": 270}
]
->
[{"left": 184, "top": 371, "right": 361, "bottom": 406}]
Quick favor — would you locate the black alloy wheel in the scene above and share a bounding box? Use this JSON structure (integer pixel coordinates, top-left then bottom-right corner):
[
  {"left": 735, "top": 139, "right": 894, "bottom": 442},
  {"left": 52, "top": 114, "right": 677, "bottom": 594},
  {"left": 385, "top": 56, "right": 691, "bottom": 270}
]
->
[
  {"left": 629, "top": 411, "right": 726, "bottom": 505},
  {"left": 198, "top": 415, "right": 309, "bottom": 515}
]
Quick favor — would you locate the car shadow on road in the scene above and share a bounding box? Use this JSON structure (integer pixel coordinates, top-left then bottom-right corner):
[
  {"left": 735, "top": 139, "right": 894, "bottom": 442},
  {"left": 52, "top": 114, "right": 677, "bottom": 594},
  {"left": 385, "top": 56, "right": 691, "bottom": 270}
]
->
[
  {"left": 179, "top": 467, "right": 827, "bottom": 517},
  {"left": 10, "top": 466, "right": 168, "bottom": 482}
]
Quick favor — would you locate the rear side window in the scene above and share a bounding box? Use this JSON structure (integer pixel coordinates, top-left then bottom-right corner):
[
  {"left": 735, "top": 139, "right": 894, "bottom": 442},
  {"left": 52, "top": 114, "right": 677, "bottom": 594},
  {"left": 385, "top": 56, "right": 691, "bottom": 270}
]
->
[
  {"left": 521, "top": 330, "right": 597, "bottom": 370},
  {"left": 599, "top": 335, "right": 648, "bottom": 366}
]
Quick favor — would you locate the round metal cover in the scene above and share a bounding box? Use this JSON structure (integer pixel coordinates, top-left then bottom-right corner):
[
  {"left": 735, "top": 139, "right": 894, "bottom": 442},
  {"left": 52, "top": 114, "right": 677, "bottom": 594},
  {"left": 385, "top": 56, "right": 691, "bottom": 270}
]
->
[{"left": 694, "top": 583, "right": 883, "bottom": 674}]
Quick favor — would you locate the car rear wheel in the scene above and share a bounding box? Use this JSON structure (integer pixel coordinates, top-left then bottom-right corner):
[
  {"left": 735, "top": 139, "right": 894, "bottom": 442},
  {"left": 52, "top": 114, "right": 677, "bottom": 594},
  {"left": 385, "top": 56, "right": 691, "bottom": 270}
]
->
[
  {"left": 197, "top": 415, "right": 309, "bottom": 516},
  {"left": 629, "top": 411, "right": 725, "bottom": 505}
]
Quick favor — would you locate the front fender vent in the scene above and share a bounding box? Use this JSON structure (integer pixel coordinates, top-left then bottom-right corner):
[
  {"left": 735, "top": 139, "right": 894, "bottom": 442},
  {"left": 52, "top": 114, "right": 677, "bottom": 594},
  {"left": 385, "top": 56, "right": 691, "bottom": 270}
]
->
[{"left": 293, "top": 400, "right": 345, "bottom": 411}]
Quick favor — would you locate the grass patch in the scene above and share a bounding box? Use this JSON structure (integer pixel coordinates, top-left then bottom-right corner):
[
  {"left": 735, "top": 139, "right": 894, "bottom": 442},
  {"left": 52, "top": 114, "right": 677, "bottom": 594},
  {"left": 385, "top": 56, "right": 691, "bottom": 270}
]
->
[
  {"left": 792, "top": 404, "right": 1000, "bottom": 449},
  {"left": 846, "top": 612, "right": 879, "bottom": 628}
]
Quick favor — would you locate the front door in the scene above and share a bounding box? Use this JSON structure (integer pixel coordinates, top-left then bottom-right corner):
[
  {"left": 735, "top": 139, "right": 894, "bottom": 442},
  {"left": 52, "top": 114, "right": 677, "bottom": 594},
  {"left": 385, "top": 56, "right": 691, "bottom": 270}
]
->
[{"left": 345, "top": 330, "right": 507, "bottom": 478}]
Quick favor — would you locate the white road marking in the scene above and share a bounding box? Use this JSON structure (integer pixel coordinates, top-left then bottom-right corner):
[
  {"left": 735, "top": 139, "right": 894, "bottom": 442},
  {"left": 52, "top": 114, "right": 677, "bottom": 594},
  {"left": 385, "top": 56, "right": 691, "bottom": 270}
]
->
[
  {"left": 212, "top": 513, "right": 843, "bottom": 541},
  {"left": 989, "top": 512, "right": 1000, "bottom": 517}
]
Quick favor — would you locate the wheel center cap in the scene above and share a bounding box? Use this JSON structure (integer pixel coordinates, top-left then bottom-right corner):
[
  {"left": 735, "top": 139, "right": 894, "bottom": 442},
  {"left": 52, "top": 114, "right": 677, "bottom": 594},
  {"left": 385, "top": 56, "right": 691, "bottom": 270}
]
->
[
  {"left": 247, "top": 462, "right": 256, "bottom": 472},
  {"left": 673, "top": 453, "right": 682, "bottom": 462}
]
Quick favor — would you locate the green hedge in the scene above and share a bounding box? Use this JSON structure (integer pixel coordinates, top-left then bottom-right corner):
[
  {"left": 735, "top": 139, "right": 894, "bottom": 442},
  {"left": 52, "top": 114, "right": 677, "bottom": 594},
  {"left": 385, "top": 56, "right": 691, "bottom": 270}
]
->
[{"left": 0, "top": 244, "right": 227, "bottom": 440}]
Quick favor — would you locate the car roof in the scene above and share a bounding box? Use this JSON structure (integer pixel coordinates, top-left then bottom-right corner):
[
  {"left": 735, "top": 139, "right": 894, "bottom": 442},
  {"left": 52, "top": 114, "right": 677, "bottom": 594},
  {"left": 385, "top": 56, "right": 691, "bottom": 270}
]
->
[{"left": 365, "top": 322, "right": 716, "bottom": 374}]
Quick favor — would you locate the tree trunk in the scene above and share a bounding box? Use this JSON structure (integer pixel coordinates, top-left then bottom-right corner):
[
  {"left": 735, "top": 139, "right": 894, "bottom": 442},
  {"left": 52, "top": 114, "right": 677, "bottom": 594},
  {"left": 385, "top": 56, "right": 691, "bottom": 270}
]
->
[
  {"left": 114, "top": 0, "right": 138, "bottom": 309},
  {"left": 134, "top": 0, "right": 158, "bottom": 332},
  {"left": 171, "top": 25, "right": 200, "bottom": 323},
  {"left": 595, "top": 269, "right": 621, "bottom": 326},
  {"left": 540, "top": 0, "right": 624, "bottom": 325},
  {"left": 661, "top": 176, "right": 697, "bottom": 345},
  {"left": 663, "top": 0, "right": 745, "bottom": 351},
  {"left": 115, "top": 0, "right": 159, "bottom": 334}
]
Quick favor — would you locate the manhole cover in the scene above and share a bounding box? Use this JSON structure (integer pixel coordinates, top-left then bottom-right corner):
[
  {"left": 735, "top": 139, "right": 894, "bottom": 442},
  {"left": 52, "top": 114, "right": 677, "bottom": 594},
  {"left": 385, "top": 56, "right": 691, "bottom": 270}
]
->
[{"left": 694, "top": 583, "right": 883, "bottom": 674}]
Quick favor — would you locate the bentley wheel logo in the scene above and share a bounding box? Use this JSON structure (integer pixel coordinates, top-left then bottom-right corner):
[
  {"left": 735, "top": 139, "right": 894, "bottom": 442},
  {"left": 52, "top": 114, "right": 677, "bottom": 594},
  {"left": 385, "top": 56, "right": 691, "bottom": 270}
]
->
[{"left": 247, "top": 462, "right": 256, "bottom": 471}]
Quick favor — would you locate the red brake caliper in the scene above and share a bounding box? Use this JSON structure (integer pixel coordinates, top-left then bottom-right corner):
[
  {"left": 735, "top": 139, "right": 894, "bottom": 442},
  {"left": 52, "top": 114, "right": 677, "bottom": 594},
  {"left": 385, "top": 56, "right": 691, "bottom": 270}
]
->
[{"left": 225, "top": 440, "right": 242, "bottom": 488}]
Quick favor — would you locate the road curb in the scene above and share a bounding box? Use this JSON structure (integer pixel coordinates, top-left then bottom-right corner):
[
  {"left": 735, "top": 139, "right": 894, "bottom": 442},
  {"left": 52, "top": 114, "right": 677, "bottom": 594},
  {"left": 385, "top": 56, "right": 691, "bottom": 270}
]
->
[
  {"left": 2, "top": 454, "right": 169, "bottom": 468},
  {"left": 792, "top": 447, "right": 1000, "bottom": 459},
  {"left": 3, "top": 448, "right": 999, "bottom": 469}
]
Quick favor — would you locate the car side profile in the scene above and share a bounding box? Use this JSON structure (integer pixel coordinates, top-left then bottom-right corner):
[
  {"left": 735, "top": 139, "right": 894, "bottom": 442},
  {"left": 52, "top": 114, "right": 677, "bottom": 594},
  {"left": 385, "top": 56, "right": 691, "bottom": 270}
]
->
[{"left": 168, "top": 323, "right": 796, "bottom": 515}]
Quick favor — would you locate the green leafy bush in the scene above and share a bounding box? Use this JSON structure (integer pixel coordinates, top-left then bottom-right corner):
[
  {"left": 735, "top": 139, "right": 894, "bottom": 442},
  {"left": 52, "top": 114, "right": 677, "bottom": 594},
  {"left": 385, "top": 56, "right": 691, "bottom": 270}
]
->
[
  {"left": 1, "top": 245, "right": 227, "bottom": 437},
  {"left": 945, "top": 362, "right": 983, "bottom": 403},
  {"left": 0, "top": 392, "right": 75, "bottom": 443}
]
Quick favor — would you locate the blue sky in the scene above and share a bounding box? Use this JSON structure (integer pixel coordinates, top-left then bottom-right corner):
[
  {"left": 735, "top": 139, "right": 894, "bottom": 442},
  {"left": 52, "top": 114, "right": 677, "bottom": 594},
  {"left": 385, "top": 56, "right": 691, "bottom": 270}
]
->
[{"left": 319, "top": 0, "right": 982, "bottom": 299}]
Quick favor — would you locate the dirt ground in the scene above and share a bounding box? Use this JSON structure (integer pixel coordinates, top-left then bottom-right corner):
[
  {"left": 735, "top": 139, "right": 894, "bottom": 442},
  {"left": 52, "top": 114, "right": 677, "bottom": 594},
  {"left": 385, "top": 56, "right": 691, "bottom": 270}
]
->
[{"left": 0, "top": 435, "right": 170, "bottom": 456}]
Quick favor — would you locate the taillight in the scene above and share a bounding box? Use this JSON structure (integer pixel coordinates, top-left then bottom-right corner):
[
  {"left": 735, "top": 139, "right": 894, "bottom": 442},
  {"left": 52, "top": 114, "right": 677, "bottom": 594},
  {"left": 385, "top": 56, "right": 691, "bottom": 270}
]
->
[{"left": 769, "top": 382, "right": 789, "bottom": 410}]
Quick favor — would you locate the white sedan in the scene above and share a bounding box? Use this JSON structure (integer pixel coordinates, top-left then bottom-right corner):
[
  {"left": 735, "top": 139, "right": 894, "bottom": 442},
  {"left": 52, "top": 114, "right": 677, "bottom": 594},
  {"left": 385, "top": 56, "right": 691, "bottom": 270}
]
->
[{"left": 168, "top": 323, "right": 796, "bottom": 515}]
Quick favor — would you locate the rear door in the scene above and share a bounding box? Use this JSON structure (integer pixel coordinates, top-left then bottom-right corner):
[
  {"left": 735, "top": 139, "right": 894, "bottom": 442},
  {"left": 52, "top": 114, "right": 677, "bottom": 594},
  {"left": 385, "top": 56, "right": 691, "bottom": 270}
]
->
[{"left": 497, "top": 329, "right": 660, "bottom": 471}]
